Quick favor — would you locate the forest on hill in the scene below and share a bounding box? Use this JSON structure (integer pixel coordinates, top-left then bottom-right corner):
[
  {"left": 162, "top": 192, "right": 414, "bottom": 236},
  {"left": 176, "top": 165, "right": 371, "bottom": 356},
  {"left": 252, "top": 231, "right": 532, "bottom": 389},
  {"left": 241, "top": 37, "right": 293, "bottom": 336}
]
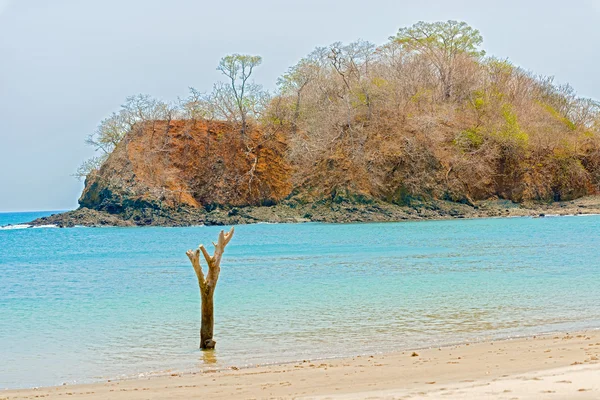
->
[{"left": 55, "top": 20, "right": 600, "bottom": 226}]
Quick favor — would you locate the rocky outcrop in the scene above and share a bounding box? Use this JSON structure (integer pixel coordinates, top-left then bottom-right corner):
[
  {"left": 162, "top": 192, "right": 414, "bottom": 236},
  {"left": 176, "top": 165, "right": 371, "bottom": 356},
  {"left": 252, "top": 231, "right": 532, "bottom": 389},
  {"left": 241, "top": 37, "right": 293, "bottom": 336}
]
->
[
  {"left": 27, "top": 195, "right": 600, "bottom": 228},
  {"left": 29, "top": 208, "right": 134, "bottom": 227},
  {"left": 21, "top": 119, "right": 600, "bottom": 228},
  {"left": 72, "top": 119, "right": 291, "bottom": 225}
]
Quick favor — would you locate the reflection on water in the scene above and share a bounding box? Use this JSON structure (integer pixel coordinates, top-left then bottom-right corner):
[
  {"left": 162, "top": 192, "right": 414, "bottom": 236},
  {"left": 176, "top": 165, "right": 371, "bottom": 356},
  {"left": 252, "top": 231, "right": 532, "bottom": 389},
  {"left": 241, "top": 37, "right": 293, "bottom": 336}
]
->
[
  {"left": 201, "top": 350, "right": 218, "bottom": 365},
  {"left": 1, "top": 215, "right": 599, "bottom": 388}
]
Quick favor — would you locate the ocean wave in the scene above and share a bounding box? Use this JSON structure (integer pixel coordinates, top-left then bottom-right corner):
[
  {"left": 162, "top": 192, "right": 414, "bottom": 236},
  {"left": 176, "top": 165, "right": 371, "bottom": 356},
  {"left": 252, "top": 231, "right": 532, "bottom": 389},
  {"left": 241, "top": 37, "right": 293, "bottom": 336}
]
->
[
  {"left": 0, "top": 224, "right": 58, "bottom": 230},
  {"left": 0, "top": 224, "right": 32, "bottom": 230},
  {"left": 544, "top": 213, "right": 600, "bottom": 218}
]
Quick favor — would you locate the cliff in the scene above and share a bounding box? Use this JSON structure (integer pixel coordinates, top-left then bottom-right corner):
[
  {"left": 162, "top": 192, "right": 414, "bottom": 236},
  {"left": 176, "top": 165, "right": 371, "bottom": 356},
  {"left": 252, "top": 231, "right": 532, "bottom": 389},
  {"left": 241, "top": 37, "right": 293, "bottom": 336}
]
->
[{"left": 74, "top": 120, "right": 291, "bottom": 225}]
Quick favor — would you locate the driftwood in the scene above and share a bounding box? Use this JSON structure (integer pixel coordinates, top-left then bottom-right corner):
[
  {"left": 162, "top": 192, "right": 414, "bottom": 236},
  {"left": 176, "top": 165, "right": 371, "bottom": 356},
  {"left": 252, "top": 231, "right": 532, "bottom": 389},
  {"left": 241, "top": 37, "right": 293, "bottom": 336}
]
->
[{"left": 186, "top": 227, "right": 234, "bottom": 349}]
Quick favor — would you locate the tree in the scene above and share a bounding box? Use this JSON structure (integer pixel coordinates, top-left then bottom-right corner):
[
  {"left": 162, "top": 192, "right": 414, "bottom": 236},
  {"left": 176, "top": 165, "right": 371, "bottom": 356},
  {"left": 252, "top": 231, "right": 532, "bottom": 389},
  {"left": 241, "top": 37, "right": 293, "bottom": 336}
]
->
[
  {"left": 328, "top": 40, "right": 377, "bottom": 120},
  {"left": 277, "top": 58, "right": 320, "bottom": 134},
  {"left": 217, "top": 54, "right": 264, "bottom": 136},
  {"left": 74, "top": 155, "right": 107, "bottom": 180},
  {"left": 85, "top": 111, "right": 128, "bottom": 157},
  {"left": 186, "top": 227, "right": 235, "bottom": 350},
  {"left": 74, "top": 111, "right": 129, "bottom": 180},
  {"left": 392, "top": 20, "right": 485, "bottom": 99},
  {"left": 77, "top": 94, "right": 173, "bottom": 180}
]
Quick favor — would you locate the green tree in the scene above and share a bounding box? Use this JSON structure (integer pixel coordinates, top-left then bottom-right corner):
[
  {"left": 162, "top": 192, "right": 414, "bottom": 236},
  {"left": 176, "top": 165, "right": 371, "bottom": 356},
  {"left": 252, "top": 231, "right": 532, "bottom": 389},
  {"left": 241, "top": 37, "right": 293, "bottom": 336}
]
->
[
  {"left": 392, "top": 20, "right": 485, "bottom": 99},
  {"left": 217, "top": 54, "right": 264, "bottom": 136}
]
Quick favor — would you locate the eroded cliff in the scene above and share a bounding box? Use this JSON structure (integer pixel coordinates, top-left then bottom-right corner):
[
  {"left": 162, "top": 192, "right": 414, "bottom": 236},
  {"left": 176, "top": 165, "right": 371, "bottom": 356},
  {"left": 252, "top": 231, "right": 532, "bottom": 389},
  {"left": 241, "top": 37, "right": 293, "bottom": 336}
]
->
[{"left": 76, "top": 120, "right": 290, "bottom": 225}]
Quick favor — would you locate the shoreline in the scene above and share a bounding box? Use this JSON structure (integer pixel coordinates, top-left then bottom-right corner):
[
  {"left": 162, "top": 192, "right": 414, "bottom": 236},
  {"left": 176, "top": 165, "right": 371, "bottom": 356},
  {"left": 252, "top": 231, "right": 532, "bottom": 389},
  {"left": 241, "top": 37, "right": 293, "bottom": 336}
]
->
[
  {"left": 4, "top": 330, "right": 600, "bottom": 399},
  {"left": 3, "top": 211, "right": 600, "bottom": 230},
  {"left": 11, "top": 194, "right": 600, "bottom": 228},
  {"left": 98, "top": 325, "right": 600, "bottom": 385}
]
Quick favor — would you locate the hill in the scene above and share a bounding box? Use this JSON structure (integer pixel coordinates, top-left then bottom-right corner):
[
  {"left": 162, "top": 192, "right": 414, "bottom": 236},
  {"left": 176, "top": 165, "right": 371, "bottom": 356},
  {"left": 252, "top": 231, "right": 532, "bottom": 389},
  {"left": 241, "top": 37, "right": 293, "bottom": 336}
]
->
[{"left": 29, "top": 21, "right": 600, "bottom": 227}]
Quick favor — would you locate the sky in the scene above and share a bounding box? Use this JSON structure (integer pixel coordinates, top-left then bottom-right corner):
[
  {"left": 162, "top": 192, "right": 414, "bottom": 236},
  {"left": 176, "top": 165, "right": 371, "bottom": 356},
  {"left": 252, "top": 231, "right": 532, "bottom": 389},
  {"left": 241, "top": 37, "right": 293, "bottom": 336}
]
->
[{"left": 1, "top": 0, "right": 599, "bottom": 212}]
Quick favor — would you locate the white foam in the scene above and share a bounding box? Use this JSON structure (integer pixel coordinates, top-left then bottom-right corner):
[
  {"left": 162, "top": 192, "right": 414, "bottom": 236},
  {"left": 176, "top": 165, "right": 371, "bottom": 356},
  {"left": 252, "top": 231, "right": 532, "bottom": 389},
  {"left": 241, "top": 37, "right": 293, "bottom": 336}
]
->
[
  {"left": 0, "top": 224, "right": 31, "bottom": 230},
  {"left": 0, "top": 223, "right": 59, "bottom": 230},
  {"left": 543, "top": 213, "right": 600, "bottom": 218}
]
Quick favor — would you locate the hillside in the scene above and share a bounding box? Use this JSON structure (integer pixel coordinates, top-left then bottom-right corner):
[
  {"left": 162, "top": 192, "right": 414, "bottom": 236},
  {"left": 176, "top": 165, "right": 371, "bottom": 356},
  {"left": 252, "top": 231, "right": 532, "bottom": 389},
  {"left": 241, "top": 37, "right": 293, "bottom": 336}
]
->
[{"left": 29, "top": 21, "right": 600, "bottom": 227}]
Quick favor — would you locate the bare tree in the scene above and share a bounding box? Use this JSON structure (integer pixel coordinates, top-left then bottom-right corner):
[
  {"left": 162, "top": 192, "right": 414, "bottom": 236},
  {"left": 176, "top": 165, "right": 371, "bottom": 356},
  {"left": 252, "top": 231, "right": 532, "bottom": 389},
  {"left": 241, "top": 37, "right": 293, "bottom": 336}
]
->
[
  {"left": 77, "top": 94, "right": 175, "bottom": 180},
  {"left": 85, "top": 111, "right": 129, "bottom": 156},
  {"left": 277, "top": 58, "right": 321, "bottom": 134},
  {"left": 186, "top": 227, "right": 235, "bottom": 350},
  {"left": 74, "top": 155, "right": 107, "bottom": 180}
]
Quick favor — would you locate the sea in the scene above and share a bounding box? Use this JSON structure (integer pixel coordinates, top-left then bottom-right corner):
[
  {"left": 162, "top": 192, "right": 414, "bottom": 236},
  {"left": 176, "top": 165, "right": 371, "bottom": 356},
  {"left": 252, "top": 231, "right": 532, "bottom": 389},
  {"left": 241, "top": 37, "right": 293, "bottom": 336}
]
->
[{"left": 1, "top": 211, "right": 599, "bottom": 389}]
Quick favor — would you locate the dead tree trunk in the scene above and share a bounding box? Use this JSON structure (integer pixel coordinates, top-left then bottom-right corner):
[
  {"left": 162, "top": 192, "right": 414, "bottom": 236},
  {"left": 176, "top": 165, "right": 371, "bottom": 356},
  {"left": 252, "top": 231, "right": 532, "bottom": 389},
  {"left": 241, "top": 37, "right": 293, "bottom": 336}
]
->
[{"left": 186, "top": 227, "right": 234, "bottom": 350}]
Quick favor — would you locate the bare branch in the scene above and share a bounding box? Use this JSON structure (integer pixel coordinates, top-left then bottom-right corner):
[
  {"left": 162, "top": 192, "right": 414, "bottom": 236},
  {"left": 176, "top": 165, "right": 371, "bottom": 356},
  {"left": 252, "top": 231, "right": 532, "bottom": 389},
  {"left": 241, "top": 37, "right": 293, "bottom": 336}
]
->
[
  {"left": 199, "top": 245, "right": 213, "bottom": 266},
  {"left": 221, "top": 226, "right": 235, "bottom": 246},
  {"left": 186, "top": 248, "right": 206, "bottom": 290}
]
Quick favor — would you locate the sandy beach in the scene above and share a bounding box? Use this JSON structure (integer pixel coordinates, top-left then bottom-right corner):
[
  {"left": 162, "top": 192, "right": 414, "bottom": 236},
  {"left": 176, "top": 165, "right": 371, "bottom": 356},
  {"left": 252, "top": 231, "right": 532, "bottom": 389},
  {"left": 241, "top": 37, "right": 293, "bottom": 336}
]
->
[{"left": 3, "top": 330, "right": 600, "bottom": 399}]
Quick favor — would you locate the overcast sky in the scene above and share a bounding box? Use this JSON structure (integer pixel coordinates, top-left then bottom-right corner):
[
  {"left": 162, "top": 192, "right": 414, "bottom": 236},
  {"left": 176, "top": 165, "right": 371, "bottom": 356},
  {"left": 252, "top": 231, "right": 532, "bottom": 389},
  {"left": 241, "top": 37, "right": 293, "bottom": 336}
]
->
[{"left": 1, "top": 0, "right": 599, "bottom": 212}]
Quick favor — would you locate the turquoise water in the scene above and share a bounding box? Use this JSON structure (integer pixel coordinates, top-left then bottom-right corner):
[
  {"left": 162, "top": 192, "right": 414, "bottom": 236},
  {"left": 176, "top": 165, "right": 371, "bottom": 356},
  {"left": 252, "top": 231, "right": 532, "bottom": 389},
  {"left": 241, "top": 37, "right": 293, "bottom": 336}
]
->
[{"left": 1, "top": 212, "right": 600, "bottom": 389}]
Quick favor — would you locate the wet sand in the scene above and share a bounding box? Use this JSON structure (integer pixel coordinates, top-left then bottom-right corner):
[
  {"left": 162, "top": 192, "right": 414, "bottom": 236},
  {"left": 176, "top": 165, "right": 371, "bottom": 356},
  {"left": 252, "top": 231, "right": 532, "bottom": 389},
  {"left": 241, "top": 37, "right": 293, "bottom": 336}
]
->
[{"left": 3, "top": 331, "right": 600, "bottom": 399}]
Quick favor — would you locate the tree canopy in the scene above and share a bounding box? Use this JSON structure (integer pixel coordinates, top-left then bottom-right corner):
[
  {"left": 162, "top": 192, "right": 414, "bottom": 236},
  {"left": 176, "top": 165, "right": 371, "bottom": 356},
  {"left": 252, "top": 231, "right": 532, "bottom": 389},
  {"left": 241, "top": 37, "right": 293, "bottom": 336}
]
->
[
  {"left": 393, "top": 20, "right": 485, "bottom": 99},
  {"left": 393, "top": 20, "right": 484, "bottom": 58}
]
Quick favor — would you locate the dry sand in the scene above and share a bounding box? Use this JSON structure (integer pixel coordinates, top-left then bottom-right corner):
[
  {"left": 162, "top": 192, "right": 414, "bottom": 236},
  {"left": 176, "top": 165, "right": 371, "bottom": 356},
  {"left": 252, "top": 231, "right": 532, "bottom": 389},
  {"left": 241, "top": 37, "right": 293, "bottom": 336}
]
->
[{"left": 3, "top": 330, "right": 600, "bottom": 399}]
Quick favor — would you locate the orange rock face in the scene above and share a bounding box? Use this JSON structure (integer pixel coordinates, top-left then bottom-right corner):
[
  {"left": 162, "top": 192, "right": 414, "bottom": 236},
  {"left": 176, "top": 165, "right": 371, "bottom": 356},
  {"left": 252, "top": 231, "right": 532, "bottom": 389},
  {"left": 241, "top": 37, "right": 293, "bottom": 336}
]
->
[{"left": 80, "top": 120, "right": 292, "bottom": 212}]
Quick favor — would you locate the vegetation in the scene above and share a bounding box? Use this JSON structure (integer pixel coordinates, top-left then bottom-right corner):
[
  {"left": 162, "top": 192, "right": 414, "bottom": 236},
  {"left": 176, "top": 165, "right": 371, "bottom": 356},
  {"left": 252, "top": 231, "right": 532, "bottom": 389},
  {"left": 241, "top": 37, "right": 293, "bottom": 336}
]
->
[{"left": 80, "top": 20, "right": 600, "bottom": 207}]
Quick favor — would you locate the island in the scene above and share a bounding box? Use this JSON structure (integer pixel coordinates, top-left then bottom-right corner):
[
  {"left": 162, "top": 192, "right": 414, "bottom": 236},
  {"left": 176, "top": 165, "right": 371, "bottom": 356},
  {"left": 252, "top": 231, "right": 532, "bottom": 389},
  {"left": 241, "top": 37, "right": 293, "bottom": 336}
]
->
[{"left": 28, "top": 20, "right": 600, "bottom": 227}]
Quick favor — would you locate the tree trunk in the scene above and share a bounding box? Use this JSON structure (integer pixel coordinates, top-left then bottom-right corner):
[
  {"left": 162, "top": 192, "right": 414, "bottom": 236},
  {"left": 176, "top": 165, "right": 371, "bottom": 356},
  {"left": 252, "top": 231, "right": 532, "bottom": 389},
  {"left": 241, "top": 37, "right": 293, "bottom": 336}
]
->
[
  {"left": 200, "top": 287, "right": 215, "bottom": 349},
  {"left": 186, "top": 227, "right": 234, "bottom": 350}
]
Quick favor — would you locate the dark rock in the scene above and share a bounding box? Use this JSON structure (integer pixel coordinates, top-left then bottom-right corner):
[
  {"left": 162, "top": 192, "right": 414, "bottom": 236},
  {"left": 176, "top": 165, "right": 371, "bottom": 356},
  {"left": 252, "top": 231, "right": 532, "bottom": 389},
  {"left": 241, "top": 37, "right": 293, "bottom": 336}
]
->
[{"left": 21, "top": 195, "right": 600, "bottom": 228}]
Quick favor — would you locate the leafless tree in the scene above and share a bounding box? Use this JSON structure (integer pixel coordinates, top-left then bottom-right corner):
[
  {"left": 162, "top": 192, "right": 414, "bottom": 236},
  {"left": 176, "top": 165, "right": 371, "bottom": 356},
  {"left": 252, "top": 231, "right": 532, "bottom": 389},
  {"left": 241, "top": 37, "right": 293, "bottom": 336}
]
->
[{"left": 186, "top": 228, "right": 235, "bottom": 350}]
